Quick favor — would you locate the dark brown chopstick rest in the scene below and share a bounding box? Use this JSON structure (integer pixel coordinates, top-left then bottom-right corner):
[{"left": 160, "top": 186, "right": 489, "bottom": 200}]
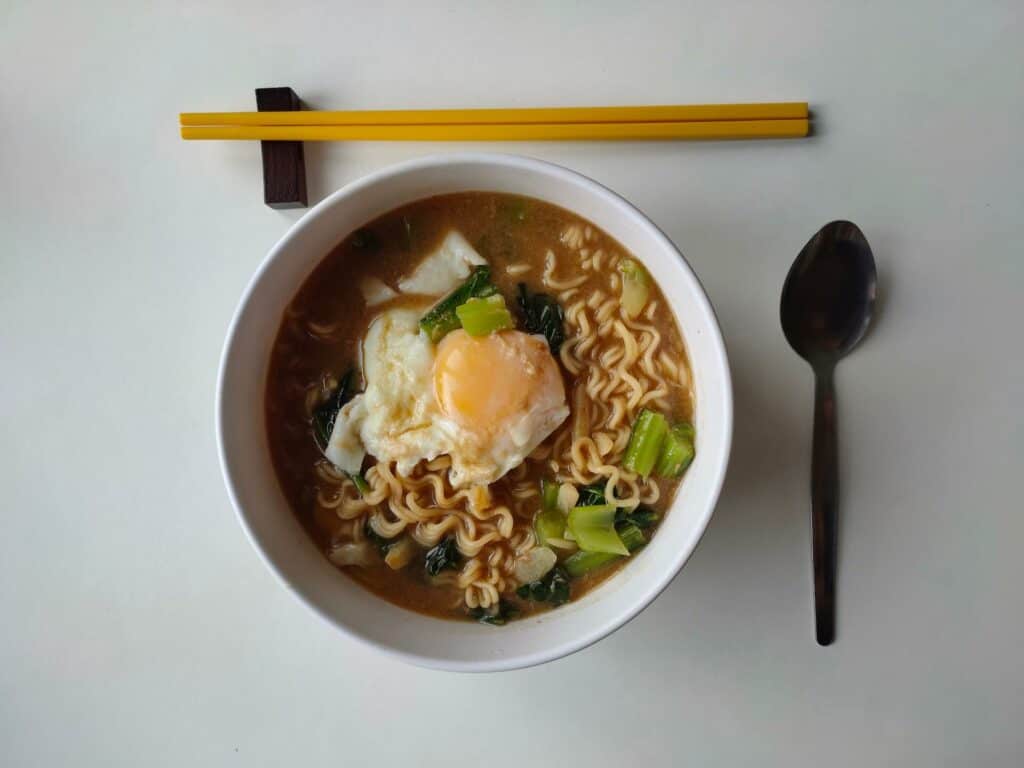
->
[{"left": 255, "top": 87, "right": 308, "bottom": 209}]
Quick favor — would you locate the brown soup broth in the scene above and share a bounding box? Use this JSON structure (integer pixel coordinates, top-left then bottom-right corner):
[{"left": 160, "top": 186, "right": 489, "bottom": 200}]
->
[{"left": 265, "top": 193, "right": 693, "bottom": 620}]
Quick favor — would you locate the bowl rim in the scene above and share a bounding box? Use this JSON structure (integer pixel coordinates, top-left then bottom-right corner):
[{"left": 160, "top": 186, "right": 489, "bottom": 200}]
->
[{"left": 216, "top": 152, "right": 733, "bottom": 671}]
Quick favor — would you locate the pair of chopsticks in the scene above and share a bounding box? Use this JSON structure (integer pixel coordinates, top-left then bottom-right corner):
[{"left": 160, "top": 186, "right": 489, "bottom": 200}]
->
[{"left": 179, "top": 102, "right": 809, "bottom": 142}]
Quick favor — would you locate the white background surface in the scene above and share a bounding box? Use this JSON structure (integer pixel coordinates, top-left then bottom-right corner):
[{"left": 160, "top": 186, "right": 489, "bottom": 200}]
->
[{"left": 2, "top": 1, "right": 1022, "bottom": 765}]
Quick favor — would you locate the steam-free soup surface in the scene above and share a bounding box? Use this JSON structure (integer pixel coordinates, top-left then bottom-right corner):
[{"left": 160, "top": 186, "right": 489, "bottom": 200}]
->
[{"left": 266, "top": 192, "right": 694, "bottom": 623}]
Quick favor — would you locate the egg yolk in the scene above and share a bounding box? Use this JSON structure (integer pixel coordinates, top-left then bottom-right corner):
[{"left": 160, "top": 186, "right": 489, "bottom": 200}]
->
[{"left": 433, "top": 330, "right": 565, "bottom": 436}]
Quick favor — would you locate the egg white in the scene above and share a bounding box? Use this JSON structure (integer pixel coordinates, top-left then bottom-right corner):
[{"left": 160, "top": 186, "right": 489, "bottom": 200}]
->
[
  {"left": 325, "top": 231, "right": 567, "bottom": 487},
  {"left": 327, "top": 305, "right": 567, "bottom": 487}
]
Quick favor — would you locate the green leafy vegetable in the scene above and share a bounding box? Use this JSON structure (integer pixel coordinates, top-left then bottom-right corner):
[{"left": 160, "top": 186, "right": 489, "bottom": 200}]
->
[
  {"left": 419, "top": 266, "right": 498, "bottom": 343},
  {"left": 563, "top": 520, "right": 646, "bottom": 577},
  {"left": 311, "top": 370, "right": 367, "bottom": 490},
  {"left": 516, "top": 283, "right": 565, "bottom": 354},
  {"left": 455, "top": 294, "right": 514, "bottom": 336},
  {"left": 622, "top": 408, "right": 669, "bottom": 479},
  {"left": 616, "top": 506, "right": 659, "bottom": 529},
  {"left": 576, "top": 482, "right": 606, "bottom": 507},
  {"left": 516, "top": 565, "right": 571, "bottom": 606},
  {"left": 568, "top": 504, "right": 628, "bottom": 555},
  {"left": 563, "top": 549, "right": 619, "bottom": 577},
  {"left": 655, "top": 422, "right": 696, "bottom": 478},
  {"left": 350, "top": 228, "right": 378, "bottom": 251},
  {"left": 312, "top": 369, "right": 358, "bottom": 452},
  {"left": 364, "top": 522, "right": 394, "bottom": 556},
  {"left": 549, "top": 568, "right": 571, "bottom": 605},
  {"left": 615, "top": 521, "right": 646, "bottom": 552},
  {"left": 424, "top": 536, "right": 460, "bottom": 576},
  {"left": 468, "top": 599, "right": 520, "bottom": 626}
]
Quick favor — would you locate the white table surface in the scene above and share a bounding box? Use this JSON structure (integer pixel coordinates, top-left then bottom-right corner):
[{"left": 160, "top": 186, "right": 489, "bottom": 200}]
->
[{"left": 3, "top": 1, "right": 1022, "bottom": 765}]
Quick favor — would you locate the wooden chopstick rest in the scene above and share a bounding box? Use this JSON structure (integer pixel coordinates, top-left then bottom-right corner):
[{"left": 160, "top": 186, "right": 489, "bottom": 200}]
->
[{"left": 255, "top": 87, "right": 307, "bottom": 209}]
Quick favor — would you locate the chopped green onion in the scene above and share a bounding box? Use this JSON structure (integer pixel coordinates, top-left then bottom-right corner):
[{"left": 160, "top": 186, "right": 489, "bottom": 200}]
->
[
  {"left": 568, "top": 504, "right": 628, "bottom": 555},
  {"left": 655, "top": 422, "right": 696, "bottom": 478},
  {"left": 622, "top": 409, "right": 669, "bottom": 479},
  {"left": 419, "top": 266, "right": 498, "bottom": 343},
  {"left": 348, "top": 472, "right": 370, "bottom": 496},
  {"left": 568, "top": 504, "right": 617, "bottom": 529},
  {"left": 542, "top": 537, "right": 576, "bottom": 550},
  {"left": 618, "top": 258, "right": 650, "bottom": 318},
  {"left": 534, "top": 509, "right": 565, "bottom": 546},
  {"left": 618, "top": 258, "right": 647, "bottom": 281},
  {"left": 455, "top": 294, "right": 514, "bottom": 336},
  {"left": 563, "top": 521, "right": 646, "bottom": 577},
  {"left": 535, "top": 479, "right": 566, "bottom": 545},
  {"left": 564, "top": 550, "right": 619, "bottom": 577},
  {"left": 541, "top": 479, "right": 560, "bottom": 513}
]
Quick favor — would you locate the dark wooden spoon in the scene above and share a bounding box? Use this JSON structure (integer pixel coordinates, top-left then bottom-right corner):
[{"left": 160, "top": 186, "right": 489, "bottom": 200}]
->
[{"left": 780, "top": 221, "right": 877, "bottom": 645}]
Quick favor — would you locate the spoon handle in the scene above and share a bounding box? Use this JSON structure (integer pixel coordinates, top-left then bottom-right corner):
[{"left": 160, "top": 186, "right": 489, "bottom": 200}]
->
[{"left": 811, "top": 366, "right": 838, "bottom": 645}]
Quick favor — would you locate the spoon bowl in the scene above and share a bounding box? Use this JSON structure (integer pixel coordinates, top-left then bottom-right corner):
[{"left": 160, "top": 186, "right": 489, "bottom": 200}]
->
[{"left": 781, "top": 221, "right": 876, "bottom": 365}]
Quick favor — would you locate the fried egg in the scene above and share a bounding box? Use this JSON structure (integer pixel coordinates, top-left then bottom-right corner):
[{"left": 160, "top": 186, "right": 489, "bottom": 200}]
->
[
  {"left": 326, "top": 311, "right": 569, "bottom": 488},
  {"left": 432, "top": 329, "right": 568, "bottom": 484},
  {"left": 325, "top": 231, "right": 568, "bottom": 486}
]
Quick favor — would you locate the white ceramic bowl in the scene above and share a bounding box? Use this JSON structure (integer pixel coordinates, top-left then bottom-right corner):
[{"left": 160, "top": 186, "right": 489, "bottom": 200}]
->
[{"left": 217, "top": 153, "right": 732, "bottom": 671}]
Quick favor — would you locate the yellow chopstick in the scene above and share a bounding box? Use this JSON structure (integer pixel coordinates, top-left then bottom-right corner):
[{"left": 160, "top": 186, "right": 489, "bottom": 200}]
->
[
  {"left": 180, "top": 119, "right": 809, "bottom": 142},
  {"left": 180, "top": 102, "right": 808, "bottom": 127}
]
